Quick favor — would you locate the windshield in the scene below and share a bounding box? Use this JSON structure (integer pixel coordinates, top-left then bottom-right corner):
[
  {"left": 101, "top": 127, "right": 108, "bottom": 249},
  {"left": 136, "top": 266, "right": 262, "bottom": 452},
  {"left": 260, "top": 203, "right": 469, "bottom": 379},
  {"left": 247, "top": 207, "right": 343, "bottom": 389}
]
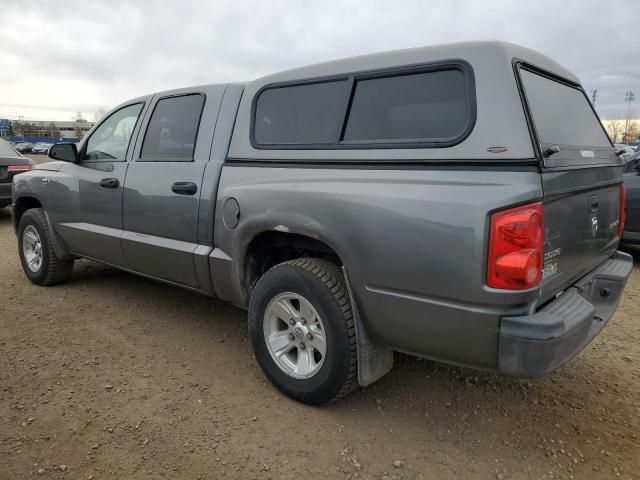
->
[
  {"left": 0, "top": 139, "right": 20, "bottom": 157},
  {"left": 520, "top": 69, "right": 611, "bottom": 148}
]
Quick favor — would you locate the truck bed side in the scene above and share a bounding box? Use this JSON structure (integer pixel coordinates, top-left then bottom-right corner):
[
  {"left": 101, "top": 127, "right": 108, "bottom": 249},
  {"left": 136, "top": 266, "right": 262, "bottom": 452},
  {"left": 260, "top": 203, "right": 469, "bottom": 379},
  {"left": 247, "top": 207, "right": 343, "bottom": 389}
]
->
[{"left": 212, "top": 165, "right": 543, "bottom": 369}]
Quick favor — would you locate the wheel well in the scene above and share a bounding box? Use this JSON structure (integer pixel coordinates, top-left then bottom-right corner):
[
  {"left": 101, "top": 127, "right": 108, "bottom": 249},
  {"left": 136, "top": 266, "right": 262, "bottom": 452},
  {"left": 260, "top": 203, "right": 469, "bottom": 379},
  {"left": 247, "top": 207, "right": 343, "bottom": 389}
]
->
[
  {"left": 244, "top": 232, "right": 342, "bottom": 293},
  {"left": 12, "top": 197, "right": 42, "bottom": 232}
]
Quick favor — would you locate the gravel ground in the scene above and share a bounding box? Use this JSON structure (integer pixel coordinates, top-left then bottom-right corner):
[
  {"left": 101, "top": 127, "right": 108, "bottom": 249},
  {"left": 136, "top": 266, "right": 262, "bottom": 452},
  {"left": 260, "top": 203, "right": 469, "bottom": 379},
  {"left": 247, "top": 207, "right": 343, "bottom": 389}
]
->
[{"left": 1, "top": 170, "right": 639, "bottom": 479}]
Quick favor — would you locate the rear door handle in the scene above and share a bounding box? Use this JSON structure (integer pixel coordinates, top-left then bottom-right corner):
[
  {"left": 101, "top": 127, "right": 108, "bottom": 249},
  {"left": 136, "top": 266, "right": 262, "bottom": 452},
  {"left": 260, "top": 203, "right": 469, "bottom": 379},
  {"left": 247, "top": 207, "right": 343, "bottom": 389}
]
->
[
  {"left": 99, "top": 178, "right": 119, "bottom": 189},
  {"left": 171, "top": 182, "right": 198, "bottom": 195}
]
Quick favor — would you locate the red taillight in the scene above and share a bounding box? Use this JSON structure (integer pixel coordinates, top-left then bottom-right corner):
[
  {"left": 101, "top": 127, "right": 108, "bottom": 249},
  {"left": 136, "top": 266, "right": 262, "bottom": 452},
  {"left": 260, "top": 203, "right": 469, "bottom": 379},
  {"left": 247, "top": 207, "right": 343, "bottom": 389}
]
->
[
  {"left": 7, "top": 165, "right": 32, "bottom": 172},
  {"left": 618, "top": 184, "right": 626, "bottom": 238},
  {"left": 487, "top": 202, "right": 544, "bottom": 290}
]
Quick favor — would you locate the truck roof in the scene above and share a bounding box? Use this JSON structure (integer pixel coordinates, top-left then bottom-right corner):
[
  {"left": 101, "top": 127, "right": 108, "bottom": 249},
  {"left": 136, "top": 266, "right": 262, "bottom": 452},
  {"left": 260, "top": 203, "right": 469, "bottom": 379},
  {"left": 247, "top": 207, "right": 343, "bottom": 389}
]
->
[
  {"left": 145, "top": 41, "right": 577, "bottom": 100},
  {"left": 122, "top": 41, "right": 582, "bottom": 163},
  {"left": 250, "top": 40, "right": 579, "bottom": 87},
  {"left": 229, "top": 41, "right": 583, "bottom": 162}
]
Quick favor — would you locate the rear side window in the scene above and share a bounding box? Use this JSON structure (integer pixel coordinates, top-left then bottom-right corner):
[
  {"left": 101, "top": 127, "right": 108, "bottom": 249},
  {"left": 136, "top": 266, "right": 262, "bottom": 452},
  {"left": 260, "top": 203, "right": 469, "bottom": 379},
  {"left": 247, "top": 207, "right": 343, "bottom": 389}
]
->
[
  {"left": 140, "top": 94, "right": 205, "bottom": 161},
  {"left": 520, "top": 70, "right": 611, "bottom": 148},
  {"left": 251, "top": 63, "right": 475, "bottom": 149},
  {"left": 344, "top": 69, "right": 469, "bottom": 142},
  {"left": 253, "top": 80, "right": 350, "bottom": 145}
]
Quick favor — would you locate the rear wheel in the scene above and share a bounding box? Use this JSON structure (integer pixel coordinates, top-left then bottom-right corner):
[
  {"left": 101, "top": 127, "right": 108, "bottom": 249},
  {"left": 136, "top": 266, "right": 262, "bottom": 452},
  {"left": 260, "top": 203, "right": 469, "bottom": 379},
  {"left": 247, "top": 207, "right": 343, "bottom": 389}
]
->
[
  {"left": 248, "top": 258, "right": 358, "bottom": 404},
  {"left": 18, "top": 208, "right": 73, "bottom": 285}
]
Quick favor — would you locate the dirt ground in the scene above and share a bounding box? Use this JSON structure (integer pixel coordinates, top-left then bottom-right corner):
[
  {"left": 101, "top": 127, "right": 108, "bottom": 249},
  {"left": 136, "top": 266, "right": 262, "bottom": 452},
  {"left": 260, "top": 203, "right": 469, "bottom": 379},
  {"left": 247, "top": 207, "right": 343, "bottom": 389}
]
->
[{"left": 1, "top": 167, "right": 639, "bottom": 479}]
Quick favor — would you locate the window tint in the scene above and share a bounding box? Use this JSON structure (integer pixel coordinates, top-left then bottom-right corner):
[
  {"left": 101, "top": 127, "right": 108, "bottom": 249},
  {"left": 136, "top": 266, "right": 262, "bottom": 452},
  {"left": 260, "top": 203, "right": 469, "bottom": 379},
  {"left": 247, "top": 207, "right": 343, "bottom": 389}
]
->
[
  {"left": 521, "top": 70, "right": 611, "bottom": 148},
  {"left": 254, "top": 80, "right": 350, "bottom": 145},
  {"left": 84, "top": 103, "right": 143, "bottom": 161},
  {"left": 140, "top": 94, "right": 205, "bottom": 161},
  {"left": 343, "top": 69, "right": 469, "bottom": 142}
]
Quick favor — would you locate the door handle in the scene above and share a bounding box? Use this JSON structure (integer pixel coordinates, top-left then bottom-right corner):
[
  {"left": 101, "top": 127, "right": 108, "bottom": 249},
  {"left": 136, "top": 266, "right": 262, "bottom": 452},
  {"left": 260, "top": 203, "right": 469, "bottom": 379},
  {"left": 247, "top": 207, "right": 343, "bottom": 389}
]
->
[
  {"left": 171, "top": 182, "right": 198, "bottom": 195},
  {"left": 99, "top": 178, "right": 119, "bottom": 189}
]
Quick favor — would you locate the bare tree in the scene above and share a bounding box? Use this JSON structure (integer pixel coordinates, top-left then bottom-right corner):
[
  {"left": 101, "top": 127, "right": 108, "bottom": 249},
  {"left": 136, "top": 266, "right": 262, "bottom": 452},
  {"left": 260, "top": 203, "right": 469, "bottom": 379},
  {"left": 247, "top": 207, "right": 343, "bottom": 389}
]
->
[
  {"left": 603, "top": 117, "right": 625, "bottom": 143},
  {"left": 72, "top": 111, "right": 86, "bottom": 138},
  {"left": 627, "top": 120, "right": 640, "bottom": 144},
  {"left": 92, "top": 106, "right": 107, "bottom": 123}
]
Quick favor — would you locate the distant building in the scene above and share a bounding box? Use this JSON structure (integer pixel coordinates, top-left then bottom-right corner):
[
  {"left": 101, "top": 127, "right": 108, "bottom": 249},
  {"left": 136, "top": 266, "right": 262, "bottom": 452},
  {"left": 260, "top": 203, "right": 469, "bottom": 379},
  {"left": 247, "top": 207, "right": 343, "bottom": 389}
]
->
[
  {"left": 47, "top": 120, "right": 94, "bottom": 139},
  {"left": 0, "top": 118, "right": 10, "bottom": 136},
  {"left": 0, "top": 118, "right": 94, "bottom": 140}
]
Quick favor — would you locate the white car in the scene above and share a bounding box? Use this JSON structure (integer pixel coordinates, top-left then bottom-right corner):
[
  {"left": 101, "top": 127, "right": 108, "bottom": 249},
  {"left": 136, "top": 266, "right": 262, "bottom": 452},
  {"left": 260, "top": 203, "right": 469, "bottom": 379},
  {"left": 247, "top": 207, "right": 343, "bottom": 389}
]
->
[
  {"left": 615, "top": 143, "right": 636, "bottom": 158},
  {"left": 31, "top": 142, "right": 53, "bottom": 154}
]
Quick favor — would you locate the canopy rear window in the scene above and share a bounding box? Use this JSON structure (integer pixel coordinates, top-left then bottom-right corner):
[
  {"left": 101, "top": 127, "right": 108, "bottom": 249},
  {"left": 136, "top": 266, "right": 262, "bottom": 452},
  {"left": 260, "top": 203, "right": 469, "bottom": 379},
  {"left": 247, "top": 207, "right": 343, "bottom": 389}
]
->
[{"left": 520, "top": 69, "right": 611, "bottom": 149}]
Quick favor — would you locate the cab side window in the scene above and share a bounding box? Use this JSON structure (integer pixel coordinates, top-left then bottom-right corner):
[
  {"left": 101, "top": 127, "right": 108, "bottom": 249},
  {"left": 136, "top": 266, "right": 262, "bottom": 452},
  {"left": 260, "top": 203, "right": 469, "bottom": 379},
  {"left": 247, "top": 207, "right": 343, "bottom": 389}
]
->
[
  {"left": 140, "top": 94, "right": 205, "bottom": 161},
  {"left": 83, "top": 103, "right": 143, "bottom": 161}
]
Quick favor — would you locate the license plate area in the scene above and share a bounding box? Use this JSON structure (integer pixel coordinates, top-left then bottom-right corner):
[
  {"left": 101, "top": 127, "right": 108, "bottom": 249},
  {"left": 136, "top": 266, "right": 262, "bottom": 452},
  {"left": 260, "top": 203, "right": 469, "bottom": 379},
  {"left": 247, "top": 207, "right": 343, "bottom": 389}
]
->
[{"left": 581, "top": 277, "right": 625, "bottom": 322}]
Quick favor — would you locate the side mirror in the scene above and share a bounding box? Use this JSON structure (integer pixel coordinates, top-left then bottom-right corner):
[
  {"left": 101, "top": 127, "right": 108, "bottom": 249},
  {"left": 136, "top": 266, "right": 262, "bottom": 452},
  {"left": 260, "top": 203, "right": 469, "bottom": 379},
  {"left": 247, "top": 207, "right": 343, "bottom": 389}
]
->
[{"left": 49, "top": 143, "right": 78, "bottom": 163}]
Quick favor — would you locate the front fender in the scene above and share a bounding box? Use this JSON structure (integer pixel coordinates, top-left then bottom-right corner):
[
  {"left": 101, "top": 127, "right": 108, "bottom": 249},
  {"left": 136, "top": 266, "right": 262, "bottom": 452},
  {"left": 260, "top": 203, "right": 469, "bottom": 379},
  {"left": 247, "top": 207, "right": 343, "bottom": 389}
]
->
[
  {"left": 12, "top": 171, "right": 48, "bottom": 231},
  {"left": 12, "top": 170, "right": 72, "bottom": 260}
]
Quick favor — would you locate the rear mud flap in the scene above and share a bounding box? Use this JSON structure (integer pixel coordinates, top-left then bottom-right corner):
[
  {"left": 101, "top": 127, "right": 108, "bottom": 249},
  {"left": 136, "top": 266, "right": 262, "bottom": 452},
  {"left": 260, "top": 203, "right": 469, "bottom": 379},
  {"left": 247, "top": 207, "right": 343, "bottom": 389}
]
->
[{"left": 342, "top": 267, "right": 394, "bottom": 387}]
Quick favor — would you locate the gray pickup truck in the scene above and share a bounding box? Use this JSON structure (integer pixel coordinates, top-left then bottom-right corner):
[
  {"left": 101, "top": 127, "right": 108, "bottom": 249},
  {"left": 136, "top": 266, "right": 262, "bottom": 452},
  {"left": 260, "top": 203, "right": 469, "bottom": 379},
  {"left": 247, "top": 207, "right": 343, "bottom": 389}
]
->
[{"left": 12, "top": 41, "right": 632, "bottom": 404}]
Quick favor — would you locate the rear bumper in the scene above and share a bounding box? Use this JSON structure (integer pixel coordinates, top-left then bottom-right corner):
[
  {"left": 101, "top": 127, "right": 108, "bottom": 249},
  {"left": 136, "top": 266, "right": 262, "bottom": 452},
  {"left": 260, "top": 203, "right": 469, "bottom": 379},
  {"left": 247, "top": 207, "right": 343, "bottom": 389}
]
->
[
  {"left": 498, "top": 251, "right": 633, "bottom": 378},
  {"left": 622, "top": 230, "right": 640, "bottom": 244}
]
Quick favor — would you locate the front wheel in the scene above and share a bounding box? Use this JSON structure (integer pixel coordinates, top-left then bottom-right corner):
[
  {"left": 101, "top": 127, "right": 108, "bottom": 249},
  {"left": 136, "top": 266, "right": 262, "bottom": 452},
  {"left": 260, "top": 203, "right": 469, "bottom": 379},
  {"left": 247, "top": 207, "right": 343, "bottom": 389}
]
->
[
  {"left": 248, "top": 258, "right": 358, "bottom": 404},
  {"left": 18, "top": 208, "right": 74, "bottom": 285}
]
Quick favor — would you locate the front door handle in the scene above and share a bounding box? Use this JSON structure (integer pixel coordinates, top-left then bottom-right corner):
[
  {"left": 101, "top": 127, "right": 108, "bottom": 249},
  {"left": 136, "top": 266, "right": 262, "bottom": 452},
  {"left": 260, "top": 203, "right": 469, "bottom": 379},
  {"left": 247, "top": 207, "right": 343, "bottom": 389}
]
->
[
  {"left": 99, "top": 178, "right": 119, "bottom": 189},
  {"left": 171, "top": 182, "right": 198, "bottom": 195}
]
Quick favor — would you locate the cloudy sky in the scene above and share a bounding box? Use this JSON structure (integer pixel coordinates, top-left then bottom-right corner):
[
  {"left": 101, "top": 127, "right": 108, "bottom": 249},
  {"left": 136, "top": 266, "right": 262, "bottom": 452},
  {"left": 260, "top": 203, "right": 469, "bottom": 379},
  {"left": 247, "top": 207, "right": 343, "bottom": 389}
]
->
[{"left": 1, "top": 0, "right": 638, "bottom": 122}]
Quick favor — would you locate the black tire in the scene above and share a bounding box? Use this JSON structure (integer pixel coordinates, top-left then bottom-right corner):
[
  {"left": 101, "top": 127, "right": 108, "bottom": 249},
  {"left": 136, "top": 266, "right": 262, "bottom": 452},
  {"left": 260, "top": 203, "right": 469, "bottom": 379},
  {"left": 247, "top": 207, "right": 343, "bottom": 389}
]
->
[
  {"left": 248, "top": 258, "right": 358, "bottom": 404},
  {"left": 17, "top": 208, "right": 73, "bottom": 286}
]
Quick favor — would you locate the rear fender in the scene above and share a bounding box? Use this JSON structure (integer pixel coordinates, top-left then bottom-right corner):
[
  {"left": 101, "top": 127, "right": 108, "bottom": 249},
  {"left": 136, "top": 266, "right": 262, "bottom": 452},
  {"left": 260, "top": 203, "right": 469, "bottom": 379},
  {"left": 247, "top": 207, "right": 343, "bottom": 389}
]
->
[{"left": 223, "top": 210, "right": 352, "bottom": 306}]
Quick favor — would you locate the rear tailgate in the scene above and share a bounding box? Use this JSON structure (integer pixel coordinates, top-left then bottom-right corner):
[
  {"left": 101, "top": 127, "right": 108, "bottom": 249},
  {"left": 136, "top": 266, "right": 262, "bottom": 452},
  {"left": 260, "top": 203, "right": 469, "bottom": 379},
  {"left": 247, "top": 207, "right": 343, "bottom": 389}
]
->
[{"left": 518, "top": 66, "right": 623, "bottom": 303}]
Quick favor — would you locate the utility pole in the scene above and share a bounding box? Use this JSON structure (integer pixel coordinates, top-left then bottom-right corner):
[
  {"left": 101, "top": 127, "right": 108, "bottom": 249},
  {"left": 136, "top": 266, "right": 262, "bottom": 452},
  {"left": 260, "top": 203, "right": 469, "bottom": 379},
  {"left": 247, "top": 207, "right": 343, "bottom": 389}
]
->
[
  {"left": 624, "top": 90, "right": 635, "bottom": 143},
  {"left": 590, "top": 89, "right": 598, "bottom": 105}
]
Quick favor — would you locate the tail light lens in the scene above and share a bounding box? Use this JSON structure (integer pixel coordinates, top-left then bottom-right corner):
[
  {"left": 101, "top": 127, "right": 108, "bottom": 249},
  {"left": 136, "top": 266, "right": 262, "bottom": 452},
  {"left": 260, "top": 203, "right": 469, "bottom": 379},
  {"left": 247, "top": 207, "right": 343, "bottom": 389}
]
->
[
  {"left": 618, "top": 183, "right": 626, "bottom": 238},
  {"left": 487, "top": 202, "right": 544, "bottom": 290},
  {"left": 8, "top": 165, "right": 33, "bottom": 172}
]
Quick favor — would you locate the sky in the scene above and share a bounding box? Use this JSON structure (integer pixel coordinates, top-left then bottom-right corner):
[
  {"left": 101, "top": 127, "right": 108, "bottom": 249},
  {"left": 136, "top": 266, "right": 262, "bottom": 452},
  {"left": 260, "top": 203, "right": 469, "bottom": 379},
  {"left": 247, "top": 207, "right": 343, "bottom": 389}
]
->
[{"left": 1, "top": 0, "right": 638, "bottom": 122}]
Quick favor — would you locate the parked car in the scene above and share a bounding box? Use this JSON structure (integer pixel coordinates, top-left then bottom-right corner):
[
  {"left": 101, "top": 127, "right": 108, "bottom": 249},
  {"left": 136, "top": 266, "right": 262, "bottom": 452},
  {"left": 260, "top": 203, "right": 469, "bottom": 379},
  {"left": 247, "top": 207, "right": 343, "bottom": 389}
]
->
[
  {"left": 12, "top": 41, "right": 632, "bottom": 404},
  {"left": 31, "top": 142, "right": 53, "bottom": 154},
  {"left": 621, "top": 151, "right": 640, "bottom": 243},
  {"left": 615, "top": 143, "right": 636, "bottom": 158},
  {"left": 0, "top": 139, "right": 34, "bottom": 209},
  {"left": 14, "top": 142, "right": 34, "bottom": 153}
]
